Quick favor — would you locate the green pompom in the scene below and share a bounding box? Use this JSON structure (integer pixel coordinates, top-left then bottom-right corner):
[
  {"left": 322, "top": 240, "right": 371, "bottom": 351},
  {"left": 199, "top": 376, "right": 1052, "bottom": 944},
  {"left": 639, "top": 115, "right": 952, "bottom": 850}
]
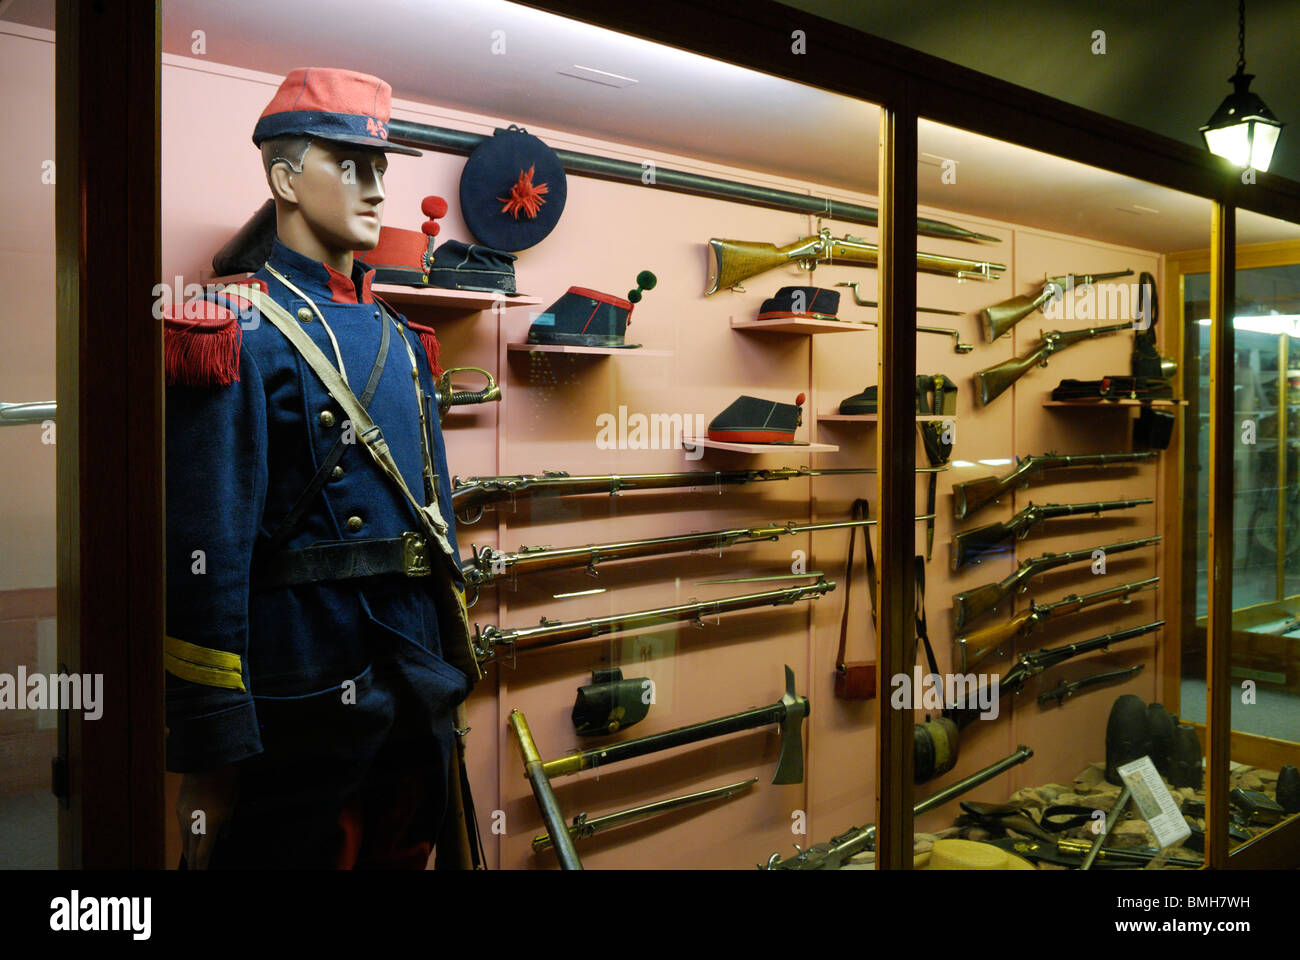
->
[
  {"left": 628, "top": 290, "right": 642, "bottom": 303},
  {"left": 636, "top": 270, "right": 658, "bottom": 290}
]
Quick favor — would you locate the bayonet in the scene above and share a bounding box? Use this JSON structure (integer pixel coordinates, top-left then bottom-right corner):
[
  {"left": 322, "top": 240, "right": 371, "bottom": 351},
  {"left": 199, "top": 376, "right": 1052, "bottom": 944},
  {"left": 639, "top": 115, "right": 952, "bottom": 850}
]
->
[
  {"left": 1037, "top": 663, "right": 1145, "bottom": 707},
  {"left": 531, "top": 778, "right": 758, "bottom": 853}
]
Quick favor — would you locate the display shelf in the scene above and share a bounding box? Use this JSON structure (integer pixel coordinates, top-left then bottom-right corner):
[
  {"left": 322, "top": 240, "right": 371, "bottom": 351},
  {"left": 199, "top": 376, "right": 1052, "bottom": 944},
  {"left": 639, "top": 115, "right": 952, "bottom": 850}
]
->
[
  {"left": 818, "top": 413, "right": 956, "bottom": 422},
  {"left": 507, "top": 343, "right": 672, "bottom": 357},
  {"left": 373, "top": 285, "right": 542, "bottom": 309},
  {"left": 681, "top": 437, "right": 839, "bottom": 454},
  {"left": 1042, "top": 398, "right": 1188, "bottom": 407},
  {"left": 730, "top": 316, "right": 873, "bottom": 335}
]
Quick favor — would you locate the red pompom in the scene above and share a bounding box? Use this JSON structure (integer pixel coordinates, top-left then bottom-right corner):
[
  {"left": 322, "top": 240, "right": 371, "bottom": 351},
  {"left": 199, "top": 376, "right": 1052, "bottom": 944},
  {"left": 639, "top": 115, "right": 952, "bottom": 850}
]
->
[
  {"left": 421, "top": 220, "right": 441, "bottom": 237},
  {"left": 421, "top": 195, "right": 449, "bottom": 219},
  {"left": 795, "top": 393, "right": 806, "bottom": 407}
]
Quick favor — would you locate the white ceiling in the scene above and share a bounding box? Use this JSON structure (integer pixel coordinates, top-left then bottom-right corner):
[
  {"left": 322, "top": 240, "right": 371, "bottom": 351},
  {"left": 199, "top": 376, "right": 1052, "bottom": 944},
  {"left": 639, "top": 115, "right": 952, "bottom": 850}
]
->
[{"left": 4, "top": 0, "right": 1298, "bottom": 251}]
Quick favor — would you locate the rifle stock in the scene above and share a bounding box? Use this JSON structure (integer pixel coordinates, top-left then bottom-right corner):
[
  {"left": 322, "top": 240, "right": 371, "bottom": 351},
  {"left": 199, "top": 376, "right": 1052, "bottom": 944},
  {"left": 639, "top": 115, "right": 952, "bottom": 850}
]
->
[
  {"left": 955, "top": 608, "right": 1034, "bottom": 671},
  {"left": 975, "top": 343, "right": 1051, "bottom": 405},
  {"left": 952, "top": 474, "right": 1014, "bottom": 520},
  {"left": 707, "top": 237, "right": 822, "bottom": 295},
  {"left": 953, "top": 578, "right": 1018, "bottom": 631},
  {"left": 981, "top": 289, "right": 1054, "bottom": 341}
]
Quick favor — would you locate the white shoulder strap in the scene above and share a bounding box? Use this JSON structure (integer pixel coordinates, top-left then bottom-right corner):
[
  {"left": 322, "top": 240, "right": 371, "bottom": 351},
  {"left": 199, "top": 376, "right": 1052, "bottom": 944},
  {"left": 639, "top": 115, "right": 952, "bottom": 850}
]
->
[{"left": 226, "top": 284, "right": 458, "bottom": 569}]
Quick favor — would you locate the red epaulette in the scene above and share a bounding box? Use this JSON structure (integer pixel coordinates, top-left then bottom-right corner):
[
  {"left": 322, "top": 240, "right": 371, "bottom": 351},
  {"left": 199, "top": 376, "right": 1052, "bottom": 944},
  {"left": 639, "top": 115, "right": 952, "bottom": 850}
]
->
[
  {"left": 161, "top": 286, "right": 251, "bottom": 387},
  {"left": 402, "top": 317, "right": 445, "bottom": 379}
]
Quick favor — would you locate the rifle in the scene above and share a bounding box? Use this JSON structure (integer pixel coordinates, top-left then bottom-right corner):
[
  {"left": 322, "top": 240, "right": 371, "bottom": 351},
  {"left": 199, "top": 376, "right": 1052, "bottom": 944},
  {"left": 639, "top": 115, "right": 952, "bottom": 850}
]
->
[
  {"left": 473, "top": 575, "right": 835, "bottom": 665},
  {"left": 980, "top": 270, "right": 1134, "bottom": 341},
  {"left": 463, "top": 513, "right": 934, "bottom": 591},
  {"left": 706, "top": 227, "right": 1006, "bottom": 295},
  {"left": 952, "top": 535, "right": 1160, "bottom": 631},
  {"left": 450, "top": 466, "right": 881, "bottom": 524},
  {"left": 955, "top": 575, "right": 1158, "bottom": 670},
  {"left": 950, "top": 498, "right": 1153, "bottom": 570},
  {"left": 992, "top": 836, "right": 1202, "bottom": 869},
  {"left": 1037, "top": 663, "right": 1145, "bottom": 707},
  {"left": 975, "top": 320, "right": 1134, "bottom": 405},
  {"left": 761, "top": 745, "right": 1034, "bottom": 870},
  {"left": 951, "top": 450, "right": 1159, "bottom": 521},
  {"left": 945, "top": 620, "right": 1164, "bottom": 729}
]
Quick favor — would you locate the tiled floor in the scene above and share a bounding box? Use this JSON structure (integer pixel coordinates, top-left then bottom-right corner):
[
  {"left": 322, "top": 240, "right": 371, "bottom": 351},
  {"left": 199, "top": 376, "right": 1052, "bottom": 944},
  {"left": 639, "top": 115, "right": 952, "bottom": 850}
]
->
[{"left": 0, "top": 791, "right": 57, "bottom": 868}]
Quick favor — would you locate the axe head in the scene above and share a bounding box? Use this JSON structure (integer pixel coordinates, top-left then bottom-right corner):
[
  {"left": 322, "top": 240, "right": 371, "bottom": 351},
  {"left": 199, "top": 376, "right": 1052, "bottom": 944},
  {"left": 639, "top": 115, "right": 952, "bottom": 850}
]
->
[{"left": 772, "top": 665, "right": 810, "bottom": 785}]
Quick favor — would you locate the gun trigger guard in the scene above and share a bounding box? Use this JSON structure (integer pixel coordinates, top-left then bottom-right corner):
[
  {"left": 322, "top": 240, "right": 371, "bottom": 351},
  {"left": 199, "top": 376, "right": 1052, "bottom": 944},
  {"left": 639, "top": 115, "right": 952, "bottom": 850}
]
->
[{"left": 457, "top": 505, "right": 485, "bottom": 525}]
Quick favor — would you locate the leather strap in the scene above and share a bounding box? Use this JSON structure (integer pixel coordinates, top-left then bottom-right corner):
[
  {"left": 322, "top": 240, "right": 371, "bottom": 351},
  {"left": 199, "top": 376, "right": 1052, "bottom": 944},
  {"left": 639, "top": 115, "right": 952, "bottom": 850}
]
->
[
  {"left": 836, "top": 499, "right": 877, "bottom": 671},
  {"left": 225, "top": 284, "right": 457, "bottom": 574},
  {"left": 914, "top": 555, "right": 940, "bottom": 679},
  {"left": 267, "top": 304, "right": 392, "bottom": 551},
  {"left": 1041, "top": 805, "right": 1097, "bottom": 833},
  {"left": 256, "top": 533, "right": 430, "bottom": 588}
]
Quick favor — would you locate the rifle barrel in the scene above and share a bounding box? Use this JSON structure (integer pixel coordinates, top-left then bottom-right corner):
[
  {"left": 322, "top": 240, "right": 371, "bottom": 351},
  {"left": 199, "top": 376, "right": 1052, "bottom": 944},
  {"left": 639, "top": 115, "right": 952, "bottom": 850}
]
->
[
  {"left": 475, "top": 579, "right": 835, "bottom": 661},
  {"left": 951, "top": 451, "right": 1159, "bottom": 520}
]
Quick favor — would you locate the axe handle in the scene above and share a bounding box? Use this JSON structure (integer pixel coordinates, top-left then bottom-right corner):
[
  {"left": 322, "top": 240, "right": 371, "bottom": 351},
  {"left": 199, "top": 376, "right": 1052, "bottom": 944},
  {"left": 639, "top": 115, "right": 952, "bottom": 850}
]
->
[
  {"left": 542, "top": 699, "right": 797, "bottom": 780},
  {"left": 509, "top": 710, "right": 583, "bottom": 870}
]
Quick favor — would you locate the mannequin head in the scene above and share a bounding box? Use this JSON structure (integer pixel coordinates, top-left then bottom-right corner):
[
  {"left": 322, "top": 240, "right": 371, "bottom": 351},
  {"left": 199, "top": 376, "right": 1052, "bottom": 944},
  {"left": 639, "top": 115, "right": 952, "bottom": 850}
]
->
[{"left": 262, "top": 135, "right": 387, "bottom": 274}]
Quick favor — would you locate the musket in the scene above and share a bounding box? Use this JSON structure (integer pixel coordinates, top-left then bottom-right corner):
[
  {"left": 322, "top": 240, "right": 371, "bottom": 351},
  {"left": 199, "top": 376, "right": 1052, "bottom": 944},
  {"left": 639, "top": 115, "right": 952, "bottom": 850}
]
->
[
  {"left": 706, "top": 228, "right": 1006, "bottom": 296},
  {"left": 952, "top": 535, "right": 1160, "bottom": 631},
  {"left": 950, "top": 498, "right": 1153, "bottom": 570},
  {"left": 991, "top": 836, "right": 1202, "bottom": 869},
  {"left": 1037, "top": 663, "right": 1145, "bottom": 707},
  {"left": 954, "top": 575, "right": 1158, "bottom": 670},
  {"left": 979, "top": 269, "right": 1135, "bottom": 341},
  {"left": 541, "top": 665, "right": 809, "bottom": 785},
  {"left": 975, "top": 320, "right": 1135, "bottom": 406},
  {"left": 450, "top": 465, "right": 880, "bottom": 524},
  {"left": 945, "top": 620, "right": 1164, "bottom": 730},
  {"left": 531, "top": 778, "right": 758, "bottom": 853},
  {"left": 761, "top": 745, "right": 1034, "bottom": 870},
  {"left": 952, "top": 450, "right": 1159, "bottom": 521},
  {"left": 473, "top": 576, "right": 835, "bottom": 665},
  {"left": 463, "top": 513, "right": 934, "bottom": 591},
  {"left": 509, "top": 709, "right": 583, "bottom": 870}
]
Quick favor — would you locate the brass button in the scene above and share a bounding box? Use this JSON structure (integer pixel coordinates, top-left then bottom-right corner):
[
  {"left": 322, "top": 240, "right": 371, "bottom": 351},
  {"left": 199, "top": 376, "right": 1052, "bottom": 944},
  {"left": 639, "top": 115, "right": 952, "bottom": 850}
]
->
[
  {"left": 346, "top": 515, "right": 363, "bottom": 532},
  {"left": 330, "top": 465, "right": 344, "bottom": 481},
  {"left": 319, "top": 410, "right": 336, "bottom": 428},
  {"left": 296, "top": 307, "right": 313, "bottom": 323}
]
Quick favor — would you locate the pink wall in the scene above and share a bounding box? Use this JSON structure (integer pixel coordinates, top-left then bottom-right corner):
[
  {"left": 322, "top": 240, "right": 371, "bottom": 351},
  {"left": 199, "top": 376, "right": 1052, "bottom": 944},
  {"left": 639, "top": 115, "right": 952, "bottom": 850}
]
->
[{"left": 158, "top": 55, "right": 1170, "bottom": 868}]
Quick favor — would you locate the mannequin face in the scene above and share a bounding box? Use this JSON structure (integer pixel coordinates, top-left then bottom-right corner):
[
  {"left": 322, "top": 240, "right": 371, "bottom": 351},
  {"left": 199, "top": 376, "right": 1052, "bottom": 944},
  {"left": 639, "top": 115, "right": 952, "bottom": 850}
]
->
[{"left": 269, "top": 139, "right": 388, "bottom": 260}]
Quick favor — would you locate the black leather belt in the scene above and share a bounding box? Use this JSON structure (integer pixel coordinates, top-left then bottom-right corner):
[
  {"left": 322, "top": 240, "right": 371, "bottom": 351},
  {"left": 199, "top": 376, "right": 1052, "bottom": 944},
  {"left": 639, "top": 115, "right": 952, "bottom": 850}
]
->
[{"left": 257, "top": 532, "right": 431, "bottom": 588}]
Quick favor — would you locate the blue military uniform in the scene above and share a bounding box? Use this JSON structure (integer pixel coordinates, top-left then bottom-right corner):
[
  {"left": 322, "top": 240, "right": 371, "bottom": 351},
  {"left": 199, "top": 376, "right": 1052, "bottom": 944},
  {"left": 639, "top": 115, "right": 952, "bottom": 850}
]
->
[{"left": 166, "top": 238, "right": 473, "bottom": 866}]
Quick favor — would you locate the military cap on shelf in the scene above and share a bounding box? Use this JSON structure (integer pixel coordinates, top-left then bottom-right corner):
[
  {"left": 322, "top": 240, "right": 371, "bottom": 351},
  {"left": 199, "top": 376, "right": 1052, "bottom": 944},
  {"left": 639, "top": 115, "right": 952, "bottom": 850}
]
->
[
  {"left": 429, "top": 240, "right": 519, "bottom": 296},
  {"left": 837, "top": 386, "right": 878, "bottom": 416},
  {"left": 756, "top": 286, "right": 841, "bottom": 322},
  {"left": 252, "top": 67, "right": 421, "bottom": 155},
  {"left": 707, "top": 393, "right": 806, "bottom": 444},
  {"left": 460, "top": 125, "right": 567, "bottom": 251},
  {"left": 357, "top": 195, "right": 447, "bottom": 285},
  {"left": 527, "top": 271, "right": 656, "bottom": 348}
]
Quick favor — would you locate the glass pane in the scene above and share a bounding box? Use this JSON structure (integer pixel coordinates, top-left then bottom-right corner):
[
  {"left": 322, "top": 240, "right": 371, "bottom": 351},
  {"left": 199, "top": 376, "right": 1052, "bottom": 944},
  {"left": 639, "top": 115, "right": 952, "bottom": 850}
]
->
[
  {"left": 0, "top": 21, "right": 58, "bottom": 867},
  {"left": 907, "top": 117, "right": 1212, "bottom": 870}
]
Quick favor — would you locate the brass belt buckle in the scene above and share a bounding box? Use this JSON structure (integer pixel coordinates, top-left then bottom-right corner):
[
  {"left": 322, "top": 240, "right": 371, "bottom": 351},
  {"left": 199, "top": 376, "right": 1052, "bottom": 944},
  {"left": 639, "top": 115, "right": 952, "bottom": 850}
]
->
[{"left": 401, "top": 531, "right": 431, "bottom": 577}]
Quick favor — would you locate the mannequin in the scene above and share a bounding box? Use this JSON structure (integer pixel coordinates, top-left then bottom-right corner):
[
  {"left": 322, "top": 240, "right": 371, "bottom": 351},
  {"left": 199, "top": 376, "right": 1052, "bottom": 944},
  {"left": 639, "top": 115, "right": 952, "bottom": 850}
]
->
[{"left": 163, "top": 68, "right": 475, "bottom": 869}]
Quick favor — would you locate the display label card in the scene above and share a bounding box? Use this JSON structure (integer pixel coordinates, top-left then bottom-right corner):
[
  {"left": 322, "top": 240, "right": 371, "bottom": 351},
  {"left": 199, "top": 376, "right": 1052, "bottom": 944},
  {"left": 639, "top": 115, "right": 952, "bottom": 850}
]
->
[{"left": 1116, "top": 755, "right": 1193, "bottom": 849}]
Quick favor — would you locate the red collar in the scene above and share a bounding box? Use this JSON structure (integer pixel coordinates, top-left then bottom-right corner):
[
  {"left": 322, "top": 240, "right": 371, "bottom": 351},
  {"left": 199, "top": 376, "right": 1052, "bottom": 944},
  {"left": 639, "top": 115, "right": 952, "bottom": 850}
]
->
[{"left": 323, "top": 261, "right": 375, "bottom": 305}]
